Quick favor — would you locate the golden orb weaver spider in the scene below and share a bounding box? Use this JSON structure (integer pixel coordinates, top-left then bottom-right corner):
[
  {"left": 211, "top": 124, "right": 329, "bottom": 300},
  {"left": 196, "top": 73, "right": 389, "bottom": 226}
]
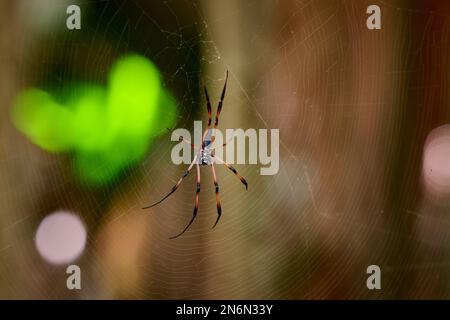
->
[{"left": 143, "top": 71, "right": 248, "bottom": 239}]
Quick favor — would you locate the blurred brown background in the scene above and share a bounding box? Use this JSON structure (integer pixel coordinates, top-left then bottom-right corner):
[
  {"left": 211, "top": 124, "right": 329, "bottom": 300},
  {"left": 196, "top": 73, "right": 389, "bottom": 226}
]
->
[{"left": 1, "top": 0, "right": 450, "bottom": 299}]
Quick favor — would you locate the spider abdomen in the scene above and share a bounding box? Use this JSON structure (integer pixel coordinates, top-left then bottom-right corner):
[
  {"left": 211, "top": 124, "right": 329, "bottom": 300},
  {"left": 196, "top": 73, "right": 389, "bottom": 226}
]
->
[{"left": 199, "top": 147, "right": 213, "bottom": 165}]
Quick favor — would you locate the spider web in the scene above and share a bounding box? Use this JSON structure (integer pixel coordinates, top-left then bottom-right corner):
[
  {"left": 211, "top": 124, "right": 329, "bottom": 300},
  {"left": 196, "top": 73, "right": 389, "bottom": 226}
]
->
[{"left": 2, "top": 0, "right": 450, "bottom": 299}]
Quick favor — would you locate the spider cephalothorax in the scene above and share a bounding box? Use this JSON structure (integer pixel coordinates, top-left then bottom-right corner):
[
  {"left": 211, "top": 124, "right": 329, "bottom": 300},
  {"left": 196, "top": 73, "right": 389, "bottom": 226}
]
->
[
  {"left": 199, "top": 130, "right": 213, "bottom": 165},
  {"left": 143, "top": 71, "right": 248, "bottom": 239}
]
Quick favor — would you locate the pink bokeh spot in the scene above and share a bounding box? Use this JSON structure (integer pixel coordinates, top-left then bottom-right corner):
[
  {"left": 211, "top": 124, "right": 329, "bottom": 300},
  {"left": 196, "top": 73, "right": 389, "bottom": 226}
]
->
[
  {"left": 35, "top": 211, "right": 87, "bottom": 265},
  {"left": 423, "top": 125, "right": 450, "bottom": 197}
]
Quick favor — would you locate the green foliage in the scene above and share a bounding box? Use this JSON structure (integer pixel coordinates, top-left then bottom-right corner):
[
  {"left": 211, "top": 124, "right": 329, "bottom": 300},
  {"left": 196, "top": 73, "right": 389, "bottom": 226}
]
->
[{"left": 12, "top": 54, "right": 177, "bottom": 186}]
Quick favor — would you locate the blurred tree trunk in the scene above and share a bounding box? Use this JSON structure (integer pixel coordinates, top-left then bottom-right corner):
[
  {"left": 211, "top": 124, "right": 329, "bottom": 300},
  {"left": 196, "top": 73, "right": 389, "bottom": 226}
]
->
[{"left": 0, "top": 0, "right": 33, "bottom": 298}]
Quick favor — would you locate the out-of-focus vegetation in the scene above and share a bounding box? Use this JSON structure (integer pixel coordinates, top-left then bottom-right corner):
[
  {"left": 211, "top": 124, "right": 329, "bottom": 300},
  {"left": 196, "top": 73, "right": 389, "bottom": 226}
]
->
[{"left": 12, "top": 54, "right": 177, "bottom": 185}]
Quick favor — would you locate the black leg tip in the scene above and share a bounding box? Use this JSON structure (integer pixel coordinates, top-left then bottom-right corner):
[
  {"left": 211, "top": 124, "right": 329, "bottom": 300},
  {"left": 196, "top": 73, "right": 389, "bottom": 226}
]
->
[
  {"left": 211, "top": 221, "right": 220, "bottom": 229},
  {"left": 169, "top": 233, "right": 183, "bottom": 239}
]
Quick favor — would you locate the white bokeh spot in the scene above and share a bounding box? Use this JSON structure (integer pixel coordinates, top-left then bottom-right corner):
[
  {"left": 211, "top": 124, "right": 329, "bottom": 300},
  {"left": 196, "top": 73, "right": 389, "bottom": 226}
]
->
[
  {"left": 423, "top": 124, "right": 450, "bottom": 197},
  {"left": 35, "top": 210, "right": 87, "bottom": 265}
]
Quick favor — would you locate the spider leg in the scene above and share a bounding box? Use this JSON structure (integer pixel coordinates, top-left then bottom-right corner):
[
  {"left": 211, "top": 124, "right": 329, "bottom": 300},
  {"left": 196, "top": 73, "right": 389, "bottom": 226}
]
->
[
  {"left": 166, "top": 128, "right": 196, "bottom": 149},
  {"left": 177, "top": 136, "right": 196, "bottom": 149},
  {"left": 204, "top": 86, "right": 212, "bottom": 128},
  {"left": 142, "top": 155, "right": 198, "bottom": 209},
  {"left": 211, "top": 163, "right": 222, "bottom": 229},
  {"left": 201, "top": 71, "right": 228, "bottom": 147},
  {"left": 213, "top": 155, "right": 248, "bottom": 190},
  {"left": 169, "top": 164, "right": 201, "bottom": 239},
  {"left": 202, "top": 86, "right": 213, "bottom": 148},
  {"left": 222, "top": 131, "right": 234, "bottom": 148},
  {"left": 213, "top": 70, "right": 229, "bottom": 129}
]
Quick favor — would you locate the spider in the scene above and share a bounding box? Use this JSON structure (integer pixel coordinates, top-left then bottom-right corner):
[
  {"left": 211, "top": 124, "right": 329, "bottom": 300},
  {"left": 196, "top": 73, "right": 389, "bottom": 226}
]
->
[{"left": 143, "top": 71, "right": 248, "bottom": 239}]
